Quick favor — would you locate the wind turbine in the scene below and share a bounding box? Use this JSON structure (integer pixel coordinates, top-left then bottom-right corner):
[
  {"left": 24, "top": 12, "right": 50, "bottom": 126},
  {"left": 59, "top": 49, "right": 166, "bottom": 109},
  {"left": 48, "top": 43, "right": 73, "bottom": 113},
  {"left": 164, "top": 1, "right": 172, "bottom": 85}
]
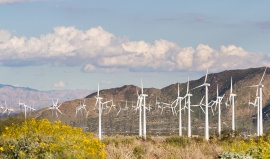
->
[
  {"left": 75, "top": 99, "right": 87, "bottom": 117},
  {"left": 173, "top": 83, "right": 185, "bottom": 136},
  {"left": 191, "top": 69, "right": 210, "bottom": 140},
  {"left": 246, "top": 67, "right": 267, "bottom": 135},
  {"left": 22, "top": 103, "right": 29, "bottom": 121},
  {"left": 212, "top": 84, "right": 224, "bottom": 136},
  {"left": 140, "top": 79, "right": 148, "bottom": 140},
  {"left": 155, "top": 96, "right": 162, "bottom": 112},
  {"left": 248, "top": 89, "right": 260, "bottom": 136},
  {"left": 116, "top": 104, "right": 122, "bottom": 116},
  {"left": 18, "top": 97, "right": 24, "bottom": 113},
  {"left": 257, "top": 67, "right": 266, "bottom": 136},
  {"left": 108, "top": 98, "right": 116, "bottom": 113},
  {"left": 95, "top": 83, "right": 103, "bottom": 140},
  {"left": 2, "top": 101, "right": 14, "bottom": 116},
  {"left": 184, "top": 77, "right": 193, "bottom": 138},
  {"left": 228, "top": 77, "right": 237, "bottom": 131},
  {"left": 48, "top": 98, "right": 63, "bottom": 118}
]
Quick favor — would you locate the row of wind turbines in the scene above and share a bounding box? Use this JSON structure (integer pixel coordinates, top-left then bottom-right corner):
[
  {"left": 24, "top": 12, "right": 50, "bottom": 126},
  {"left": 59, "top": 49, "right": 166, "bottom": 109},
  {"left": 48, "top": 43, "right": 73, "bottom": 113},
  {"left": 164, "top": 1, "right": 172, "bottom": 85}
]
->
[
  {"left": 10, "top": 67, "right": 267, "bottom": 141},
  {"left": 91, "top": 67, "right": 268, "bottom": 140}
]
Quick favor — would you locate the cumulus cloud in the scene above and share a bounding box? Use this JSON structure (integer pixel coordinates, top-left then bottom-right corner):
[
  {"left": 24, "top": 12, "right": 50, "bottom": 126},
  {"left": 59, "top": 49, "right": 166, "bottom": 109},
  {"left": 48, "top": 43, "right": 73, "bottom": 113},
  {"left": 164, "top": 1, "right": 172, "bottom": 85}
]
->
[
  {"left": 81, "top": 64, "right": 96, "bottom": 72},
  {"left": 0, "top": 26, "right": 269, "bottom": 72},
  {"left": 53, "top": 81, "right": 65, "bottom": 88}
]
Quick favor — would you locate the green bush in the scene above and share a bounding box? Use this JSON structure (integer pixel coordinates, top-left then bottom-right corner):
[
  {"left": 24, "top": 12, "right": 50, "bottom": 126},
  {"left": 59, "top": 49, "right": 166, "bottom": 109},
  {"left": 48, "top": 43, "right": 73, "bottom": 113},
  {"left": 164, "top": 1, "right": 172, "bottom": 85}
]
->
[
  {"left": 218, "top": 151, "right": 253, "bottom": 159},
  {"left": 133, "top": 145, "right": 145, "bottom": 158},
  {"left": 0, "top": 116, "right": 25, "bottom": 134},
  {"left": 220, "top": 129, "right": 240, "bottom": 142},
  {"left": 165, "top": 136, "right": 190, "bottom": 148},
  {"left": 102, "top": 136, "right": 135, "bottom": 147}
]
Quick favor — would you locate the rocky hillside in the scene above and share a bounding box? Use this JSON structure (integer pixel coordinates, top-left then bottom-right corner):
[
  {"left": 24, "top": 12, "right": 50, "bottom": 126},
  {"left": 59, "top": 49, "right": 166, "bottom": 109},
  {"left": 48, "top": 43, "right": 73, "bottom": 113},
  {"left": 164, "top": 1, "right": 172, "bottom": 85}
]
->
[{"left": 35, "top": 67, "right": 270, "bottom": 136}]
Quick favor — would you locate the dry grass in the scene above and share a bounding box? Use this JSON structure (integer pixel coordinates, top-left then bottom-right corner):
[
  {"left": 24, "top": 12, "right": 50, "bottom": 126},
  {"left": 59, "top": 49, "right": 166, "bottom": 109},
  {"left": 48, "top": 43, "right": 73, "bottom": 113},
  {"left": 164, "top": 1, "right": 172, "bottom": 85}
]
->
[{"left": 104, "top": 136, "right": 223, "bottom": 159}]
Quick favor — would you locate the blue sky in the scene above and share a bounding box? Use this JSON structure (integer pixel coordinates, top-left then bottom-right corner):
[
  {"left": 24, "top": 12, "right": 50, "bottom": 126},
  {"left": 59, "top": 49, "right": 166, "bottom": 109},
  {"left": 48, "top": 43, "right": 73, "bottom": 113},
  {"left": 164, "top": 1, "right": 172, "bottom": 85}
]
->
[{"left": 0, "top": 0, "right": 270, "bottom": 91}]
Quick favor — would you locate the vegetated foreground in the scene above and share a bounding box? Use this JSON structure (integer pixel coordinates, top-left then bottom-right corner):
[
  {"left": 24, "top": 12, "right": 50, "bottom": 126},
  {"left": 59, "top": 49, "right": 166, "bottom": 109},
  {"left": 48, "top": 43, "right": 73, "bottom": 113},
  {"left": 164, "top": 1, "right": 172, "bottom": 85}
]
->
[
  {"left": 1, "top": 117, "right": 270, "bottom": 159},
  {"left": 0, "top": 117, "right": 105, "bottom": 159}
]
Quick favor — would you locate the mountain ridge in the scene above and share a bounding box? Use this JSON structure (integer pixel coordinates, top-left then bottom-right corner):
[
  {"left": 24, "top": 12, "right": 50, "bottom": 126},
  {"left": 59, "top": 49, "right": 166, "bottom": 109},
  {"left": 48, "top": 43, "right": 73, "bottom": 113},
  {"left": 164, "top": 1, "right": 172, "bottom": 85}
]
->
[{"left": 27, "top": 67, "right": 270, "bottom": 136}]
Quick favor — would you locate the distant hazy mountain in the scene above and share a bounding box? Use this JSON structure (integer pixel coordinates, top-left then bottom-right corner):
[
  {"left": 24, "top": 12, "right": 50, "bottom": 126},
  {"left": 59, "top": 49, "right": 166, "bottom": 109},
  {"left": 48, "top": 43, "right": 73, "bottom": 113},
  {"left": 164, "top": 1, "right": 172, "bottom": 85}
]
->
[{"left": 0, "top": 85, "right": 93, "bottom": 112}]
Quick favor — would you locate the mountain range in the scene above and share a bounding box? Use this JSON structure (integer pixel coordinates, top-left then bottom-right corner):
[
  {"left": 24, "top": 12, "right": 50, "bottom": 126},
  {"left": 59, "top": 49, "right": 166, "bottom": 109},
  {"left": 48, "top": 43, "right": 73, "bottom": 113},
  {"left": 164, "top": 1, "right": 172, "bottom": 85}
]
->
[
  {"left": 25, "top": 67, "right": 270, "bottom": 136},
  {"left": 0, "top": 85, "right": 93, "bottom": 111}
]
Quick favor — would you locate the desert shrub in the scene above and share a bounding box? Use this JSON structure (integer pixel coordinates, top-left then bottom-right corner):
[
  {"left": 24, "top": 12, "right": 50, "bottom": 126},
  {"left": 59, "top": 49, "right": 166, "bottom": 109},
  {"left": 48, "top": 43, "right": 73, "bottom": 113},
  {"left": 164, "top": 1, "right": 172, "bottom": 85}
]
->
[
  {"left": 192, "top": 136, "right": 205, "bottom": 143},
  {"left": 165, "top": 136, "right": 190, "bottom": 148},
  {"left": 220, "top": 129, "right": 241, "bottom": 143},
  {"left": 218, "top": 151, "right": 253, "bottom": 159},
  {"left": 0, "top": 119, "right": 106, "bottom": 159},
  {"left": 0, "top": 116, "right": 25, "bottom": 134},
  {"left": 133, "top": 145, "right": 145, "bottom": 158},
  {"left": 222, "top": 134, "right": 270, "bottom": 158},
  {"left": 102, "top": 136, "right": 135, "bottom": 147}
]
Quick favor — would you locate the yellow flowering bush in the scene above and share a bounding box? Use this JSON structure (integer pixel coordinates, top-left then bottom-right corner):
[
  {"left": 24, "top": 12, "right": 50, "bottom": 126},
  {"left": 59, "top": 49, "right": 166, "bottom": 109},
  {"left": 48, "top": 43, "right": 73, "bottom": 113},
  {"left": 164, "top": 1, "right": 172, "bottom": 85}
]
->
[
  {"left": 222, "top": 134, "right": 270, "bottom": 159},
  {"left": 0, "top": 119, "right": 106, "bottom": 159}
]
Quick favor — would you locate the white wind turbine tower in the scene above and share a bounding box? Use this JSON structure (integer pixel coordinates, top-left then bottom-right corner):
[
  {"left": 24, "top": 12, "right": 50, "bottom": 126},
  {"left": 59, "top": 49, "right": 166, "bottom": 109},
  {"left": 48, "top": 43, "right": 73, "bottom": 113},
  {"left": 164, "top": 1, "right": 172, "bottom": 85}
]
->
[
  {"left": 191, "top": 69, "right": 210, "bottom": 140},
  {"left": 136, "top": 88, "right": 143, "bottom": 137},
  {"left": 213, "top": 84, "right": 224, "bottom": 136},
  {"left": 184, "top": 78, "right": 193, "bottom": 138},
  {"left": 248, "top": 88, "right": 260, "bottom": 136},
  {"left": 95, "top": 83, "right": 103, "bottom": 140},
  {"left": 174, "top": 83, "right": 185, "bottom": 136},
  {"left": 18, "top": 97, "right": 24, "bottom": 113},
  {"left": 140, "top": 79, "right": 148, "bottom": 140},
  {"left": 228, "top": 77, "right": 237, "bottom": 131},
  {"left": 246, "top": 67, "right": 267, "bottom": 136},
  {"left": 22, "top": 103, "right": 29, "bottom": 121}
]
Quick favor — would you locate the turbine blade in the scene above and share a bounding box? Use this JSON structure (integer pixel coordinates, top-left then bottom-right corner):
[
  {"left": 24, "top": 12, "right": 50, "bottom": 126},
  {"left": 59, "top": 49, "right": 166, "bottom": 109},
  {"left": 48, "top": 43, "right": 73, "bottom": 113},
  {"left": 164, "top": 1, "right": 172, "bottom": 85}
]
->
[
  {"left": 259, "top": 67, "right": 267, "bottom": 84},
  {"left": 215, "top": 101, "right": 218, "bottom": 111},
  {"left": 57, "top": 108, "right": 63, "bottom": 114},
  {"left": 200, "top": 96, "right": 205, "bottom": 105},
  {"left": 178, "top": 82, "right": 180, "bottom": 97},
  {"left": 230, "top": 77, "right": 233, "bottom": 94},
  {"left": 191, "top": 84, "right": 204, "bottom": 91},
  {"left": 204, "top": 68, "right": 208, "bottom": 83},
  {"left": 200, "top": 105, "right": 205, "bottom": 114},
  {"left": 57, "top": 103, "right": 62, "bottom": 109},
  {"left": 245, "top": 85, "right": 260, "bottom": 88},
  {"left": 211, "top": 106, "right": 215, "bottom": 116}
]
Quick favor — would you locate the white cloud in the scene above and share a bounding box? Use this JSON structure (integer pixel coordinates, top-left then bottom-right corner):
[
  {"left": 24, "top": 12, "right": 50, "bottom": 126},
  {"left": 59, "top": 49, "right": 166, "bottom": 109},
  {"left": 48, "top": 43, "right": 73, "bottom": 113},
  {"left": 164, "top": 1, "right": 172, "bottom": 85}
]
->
[
  {"left": 0, "top": 30, "right": 11, "bottom": 42},
  {"left": 53, "top": 81, "right": 65, "bottom": 88},
  {"left": 81, "top": 64, "right": 96, "bottom": 72},
  {"left": 81, "top": 64, "right": 126, "bottom": 73},
  {"left": 0, "top": 26, "right": 269, "bottom": 73}
]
